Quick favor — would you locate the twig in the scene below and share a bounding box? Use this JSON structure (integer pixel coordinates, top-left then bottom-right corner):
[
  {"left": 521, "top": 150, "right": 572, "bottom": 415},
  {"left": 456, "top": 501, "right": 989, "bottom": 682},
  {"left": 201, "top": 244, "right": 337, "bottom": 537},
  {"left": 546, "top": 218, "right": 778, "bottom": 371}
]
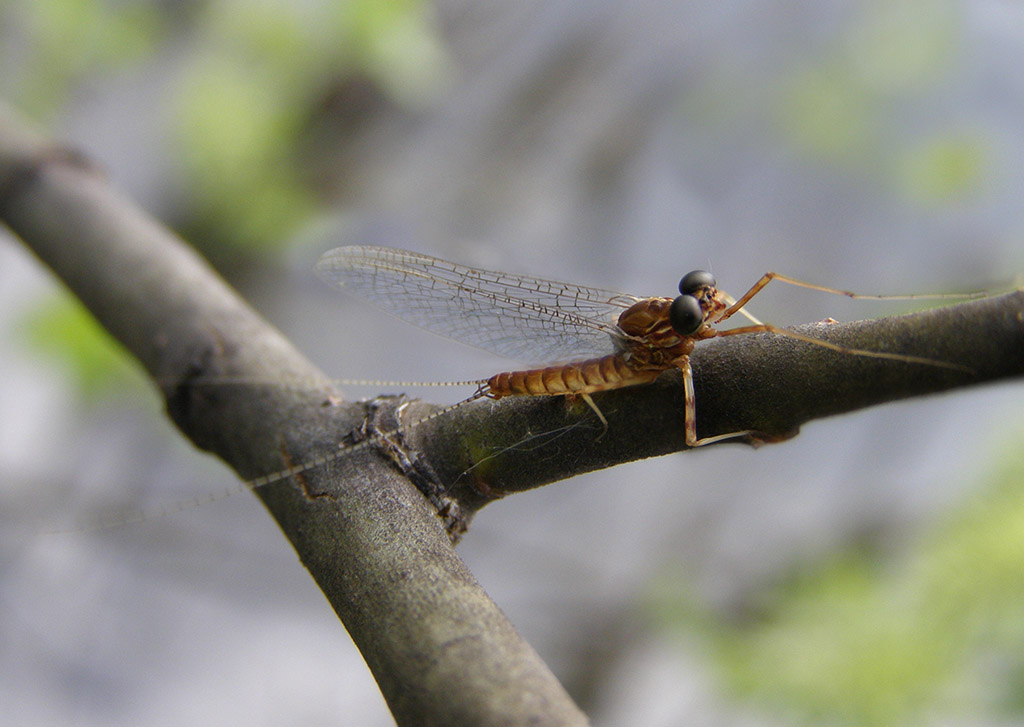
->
[
  {"left": 0, "top": 101, "right": 589, "bottom": 727},
  {"left": 3, "top": 98, "right": 1022, "bottom": 724},
  {"left": 405, "top": 293, "right": 1024, "bottom": 516}
]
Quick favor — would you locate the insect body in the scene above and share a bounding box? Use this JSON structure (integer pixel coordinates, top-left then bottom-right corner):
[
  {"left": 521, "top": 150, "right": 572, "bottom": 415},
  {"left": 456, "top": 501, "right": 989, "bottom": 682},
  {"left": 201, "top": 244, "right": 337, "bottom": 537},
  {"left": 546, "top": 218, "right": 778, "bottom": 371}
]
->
[
  {"left": 485, "top": 276, "right": 718, "bottom": 398},
  {"left": 315, "top": 247, "right": 967, "bottom": 449},
  {"left": 320, "top": 248, "right": 752, "bottom": 446},
  {"left": 70, "top": 246, "right": 976, "bottom": 531}
]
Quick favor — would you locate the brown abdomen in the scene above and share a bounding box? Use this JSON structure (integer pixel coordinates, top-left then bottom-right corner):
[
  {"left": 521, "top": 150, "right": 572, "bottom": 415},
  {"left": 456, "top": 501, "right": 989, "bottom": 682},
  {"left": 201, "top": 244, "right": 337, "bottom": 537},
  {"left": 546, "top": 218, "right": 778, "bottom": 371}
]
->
[{"left": 486, "top": 354, "right": 660, "bottom": 398}]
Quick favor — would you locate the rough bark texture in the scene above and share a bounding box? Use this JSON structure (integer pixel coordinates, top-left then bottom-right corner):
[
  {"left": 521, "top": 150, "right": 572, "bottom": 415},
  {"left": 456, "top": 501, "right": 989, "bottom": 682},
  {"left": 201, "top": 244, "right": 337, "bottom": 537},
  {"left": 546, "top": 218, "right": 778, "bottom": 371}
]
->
[
  {"left": 408, "top": 292, "right": 1024, "bottom": 516},
  {"left": 3, "top": 101, "right": 1022, "bottom": 725},
  {"left": 0, "top": 102, "right": 589, "bottom": 727}
]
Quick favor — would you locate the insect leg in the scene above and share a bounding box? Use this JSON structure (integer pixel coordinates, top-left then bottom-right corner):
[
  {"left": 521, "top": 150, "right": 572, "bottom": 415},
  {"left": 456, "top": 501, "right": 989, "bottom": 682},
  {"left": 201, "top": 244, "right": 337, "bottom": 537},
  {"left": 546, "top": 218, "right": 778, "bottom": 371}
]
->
[
  {"left": 680, "top": 358, "right": 754, "bottom": 447},
  {"left": 717, "top": 272, "right": 986, "bottom": 324},
  {"left": 715, "top": 273, "right": 789, "bottom": 323},
  {"left": 579, "top": 392, "right": 609, "bottom": 438},
  {"left": 715, "top": 323, "right": 973, "bottom": 372}
]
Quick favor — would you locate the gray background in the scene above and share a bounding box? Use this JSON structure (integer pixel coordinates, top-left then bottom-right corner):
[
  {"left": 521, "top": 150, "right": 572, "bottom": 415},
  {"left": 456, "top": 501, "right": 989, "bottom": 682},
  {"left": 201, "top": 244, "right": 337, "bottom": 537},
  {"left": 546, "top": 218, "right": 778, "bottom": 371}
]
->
[{"left": 2, "top": 1, "right": 1023, "bottom": 724}]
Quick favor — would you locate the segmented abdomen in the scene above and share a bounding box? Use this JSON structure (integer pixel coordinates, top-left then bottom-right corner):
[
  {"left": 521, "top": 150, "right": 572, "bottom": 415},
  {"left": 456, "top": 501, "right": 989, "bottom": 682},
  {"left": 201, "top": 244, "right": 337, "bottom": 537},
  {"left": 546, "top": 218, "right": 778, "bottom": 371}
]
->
[{"left": 486, "top": 354, "right": 662, "bottom": 398}]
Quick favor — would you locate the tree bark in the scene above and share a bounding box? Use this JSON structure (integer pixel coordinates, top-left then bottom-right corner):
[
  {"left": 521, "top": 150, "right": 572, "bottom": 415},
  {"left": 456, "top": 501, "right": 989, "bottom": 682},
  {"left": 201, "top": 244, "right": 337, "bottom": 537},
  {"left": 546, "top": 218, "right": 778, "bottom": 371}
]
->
[
  {"left": 0, "top": 101, "right": 589, "bottom": 727},
  {"left": 412, "top": 291, "right": 1024, "bottom": 515},
  {"left": 2, "top": 100, "right": 1022, "bottom": 725}
]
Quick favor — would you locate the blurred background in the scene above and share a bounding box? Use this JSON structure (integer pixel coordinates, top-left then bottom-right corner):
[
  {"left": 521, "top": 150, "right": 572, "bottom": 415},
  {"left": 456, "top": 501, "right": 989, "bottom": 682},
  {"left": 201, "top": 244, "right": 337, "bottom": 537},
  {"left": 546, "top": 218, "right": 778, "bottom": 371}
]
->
[{"left": 2, "top": 1, "right": 1024, "bottom": 725}]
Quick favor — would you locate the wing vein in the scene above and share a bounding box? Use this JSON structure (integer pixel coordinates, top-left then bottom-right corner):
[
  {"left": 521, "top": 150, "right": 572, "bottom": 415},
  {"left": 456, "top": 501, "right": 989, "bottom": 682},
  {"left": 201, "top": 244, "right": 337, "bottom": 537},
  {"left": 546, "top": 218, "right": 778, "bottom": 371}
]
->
[{"left": 314, "top": 246, "right": 640, "bottom": 362}]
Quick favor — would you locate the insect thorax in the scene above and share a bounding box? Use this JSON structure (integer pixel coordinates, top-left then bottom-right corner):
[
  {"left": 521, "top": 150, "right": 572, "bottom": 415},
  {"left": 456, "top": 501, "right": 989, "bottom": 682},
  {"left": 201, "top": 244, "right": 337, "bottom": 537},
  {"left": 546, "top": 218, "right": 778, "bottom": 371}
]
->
[{"left": 615, "top": 297, "right": 696, "bottom": 369}]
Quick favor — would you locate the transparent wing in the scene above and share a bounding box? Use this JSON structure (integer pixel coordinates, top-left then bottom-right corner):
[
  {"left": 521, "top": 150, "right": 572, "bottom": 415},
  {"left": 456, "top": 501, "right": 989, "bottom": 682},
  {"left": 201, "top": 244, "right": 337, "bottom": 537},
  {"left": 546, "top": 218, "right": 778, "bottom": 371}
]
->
[{"left": 314, "top": 246, "right": 640, "bottom": 363}]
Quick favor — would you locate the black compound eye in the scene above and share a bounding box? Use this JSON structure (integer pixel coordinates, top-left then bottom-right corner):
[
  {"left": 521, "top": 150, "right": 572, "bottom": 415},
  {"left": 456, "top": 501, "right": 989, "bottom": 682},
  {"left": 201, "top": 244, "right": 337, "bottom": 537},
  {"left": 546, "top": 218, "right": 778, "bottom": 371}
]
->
[
  {"left": 678, "top": 270, "right": 716, "bottom": 296},
  {"left": 669, "top": 294, "right": 704, "bottom": 335}
]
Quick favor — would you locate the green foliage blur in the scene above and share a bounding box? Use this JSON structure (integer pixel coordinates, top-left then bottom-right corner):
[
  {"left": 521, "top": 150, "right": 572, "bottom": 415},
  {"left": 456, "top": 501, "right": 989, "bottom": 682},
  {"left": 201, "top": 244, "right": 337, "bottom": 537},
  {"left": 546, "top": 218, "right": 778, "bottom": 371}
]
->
[
  {"left": 778, "top": 0, "right": 986, "bottom": 205},
  {"left": 3, "top": 0, "right": 449, "bottom": 397},
  {"left": 5, "top": 0, "right": 164, "bottom": 114},
  {"left": 172, "top": 0, "right": 450, "bottom": 253},
  {"left": 4, "top": 0, "right": 449, "bottom": 253},
  {"left": 649, "top": 433, "right": 1024, "bottom": 726},
  {"left": 15, "top": 293, "right": 149, "bottom": 402}
]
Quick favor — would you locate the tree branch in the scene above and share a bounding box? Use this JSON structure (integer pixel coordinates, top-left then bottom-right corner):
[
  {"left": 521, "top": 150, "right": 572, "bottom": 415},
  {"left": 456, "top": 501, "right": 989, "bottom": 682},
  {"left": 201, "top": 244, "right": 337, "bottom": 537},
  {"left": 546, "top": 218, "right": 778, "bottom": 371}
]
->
[
  {"left": 0, "top": 102, "right": 588, "bottom": 727},
  {"left": 403, "top": 291, "right": 1023, "bottom": 516},
  {"left": 3, "top": 99, "right": 1022, "bottom": 724}
]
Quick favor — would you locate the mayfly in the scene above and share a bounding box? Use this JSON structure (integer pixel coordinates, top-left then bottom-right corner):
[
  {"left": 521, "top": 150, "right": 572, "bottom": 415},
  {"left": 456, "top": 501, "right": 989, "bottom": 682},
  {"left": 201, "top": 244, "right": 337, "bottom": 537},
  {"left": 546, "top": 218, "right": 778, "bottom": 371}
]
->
[
  {"left": 67, "top": 246, "right": 977, "bottom": 531},
  {"left": 311, "top": 245, "right": 968, "bottom": 450}
]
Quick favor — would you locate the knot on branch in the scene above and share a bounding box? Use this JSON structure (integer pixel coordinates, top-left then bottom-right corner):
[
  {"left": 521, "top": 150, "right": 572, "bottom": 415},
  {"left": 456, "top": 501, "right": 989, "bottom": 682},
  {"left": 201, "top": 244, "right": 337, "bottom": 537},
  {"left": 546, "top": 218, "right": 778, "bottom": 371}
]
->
[
  {"left": 0, "top": 145, "right": 98, "bottom": 209},
  {"left": 353, "top": 395, "right": 469, "bottom": 542}
]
